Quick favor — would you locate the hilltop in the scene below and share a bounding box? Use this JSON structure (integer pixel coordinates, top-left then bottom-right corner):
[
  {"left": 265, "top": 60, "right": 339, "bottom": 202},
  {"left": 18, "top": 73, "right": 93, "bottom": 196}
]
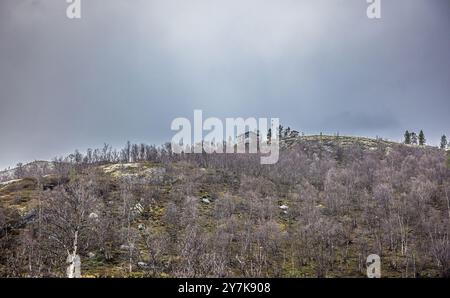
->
[{"left": 0, "top": 161, "right": 54, "bottom": 183}]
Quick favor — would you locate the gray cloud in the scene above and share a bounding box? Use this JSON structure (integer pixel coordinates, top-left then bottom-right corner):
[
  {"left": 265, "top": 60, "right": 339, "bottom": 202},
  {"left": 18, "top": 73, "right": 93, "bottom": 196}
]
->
[{"left": 0, "top": 0, "right": 449, "bottom": 169}]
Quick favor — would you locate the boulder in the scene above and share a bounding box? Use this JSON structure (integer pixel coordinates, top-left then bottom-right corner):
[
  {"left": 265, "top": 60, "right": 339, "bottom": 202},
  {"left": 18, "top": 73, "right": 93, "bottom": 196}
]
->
[{"left": 89, "top": 212, "right": 99, "bottom": 219}]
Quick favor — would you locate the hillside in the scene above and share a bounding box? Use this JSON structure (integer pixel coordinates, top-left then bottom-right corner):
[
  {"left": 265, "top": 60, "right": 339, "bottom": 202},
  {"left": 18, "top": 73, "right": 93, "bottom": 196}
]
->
[
  {"left": 0, "top": 161, "right": 54, "bottom": 183},
  {"left": 1, "top": 135, "right": 449, "bottom": 278}
]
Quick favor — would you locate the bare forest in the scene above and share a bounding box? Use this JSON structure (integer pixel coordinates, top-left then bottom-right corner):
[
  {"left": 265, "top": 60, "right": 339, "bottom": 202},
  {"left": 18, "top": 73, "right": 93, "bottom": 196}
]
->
[{"left": 1, "top": 134, "right": 449, "bottom": 278}]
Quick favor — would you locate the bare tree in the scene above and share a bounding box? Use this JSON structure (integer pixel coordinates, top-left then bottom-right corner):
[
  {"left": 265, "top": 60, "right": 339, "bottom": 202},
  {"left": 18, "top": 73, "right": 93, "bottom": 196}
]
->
[{"left": 41, "top": 174, "right": 99, "bottom": 277}]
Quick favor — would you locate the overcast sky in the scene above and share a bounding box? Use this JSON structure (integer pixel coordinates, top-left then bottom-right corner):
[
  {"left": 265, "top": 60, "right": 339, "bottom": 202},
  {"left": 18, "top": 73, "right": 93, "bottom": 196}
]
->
[{"left": 0, "top": 0, "right": 449, "bottom": 169}]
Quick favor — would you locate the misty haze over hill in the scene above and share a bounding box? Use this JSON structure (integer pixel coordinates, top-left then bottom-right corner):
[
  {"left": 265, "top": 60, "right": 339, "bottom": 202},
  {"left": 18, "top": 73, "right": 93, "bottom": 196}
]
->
[{"left": 1, "top": 0, "right": 450, "bottom": 169}]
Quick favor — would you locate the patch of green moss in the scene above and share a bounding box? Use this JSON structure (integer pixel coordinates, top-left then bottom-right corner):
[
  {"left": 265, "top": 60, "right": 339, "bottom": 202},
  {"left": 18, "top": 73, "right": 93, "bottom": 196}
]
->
[{"left": 150, "top": 205, "right": 165, "bottom": 221}]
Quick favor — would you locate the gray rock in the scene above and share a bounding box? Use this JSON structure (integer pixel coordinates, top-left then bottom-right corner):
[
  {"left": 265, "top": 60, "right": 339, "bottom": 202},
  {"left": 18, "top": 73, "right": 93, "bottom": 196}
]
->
[
  {"left": 132, "top": 203, "right": 145, "bottom": 216},
  {"left": 279, "top": 205, "right": 289, "bottom": 210},
  {"left": 120, "top": 244, "right": 134, "bottom": 250},
  {"left": 89, "top": 212, "right": 99, "bottom": 219}
]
